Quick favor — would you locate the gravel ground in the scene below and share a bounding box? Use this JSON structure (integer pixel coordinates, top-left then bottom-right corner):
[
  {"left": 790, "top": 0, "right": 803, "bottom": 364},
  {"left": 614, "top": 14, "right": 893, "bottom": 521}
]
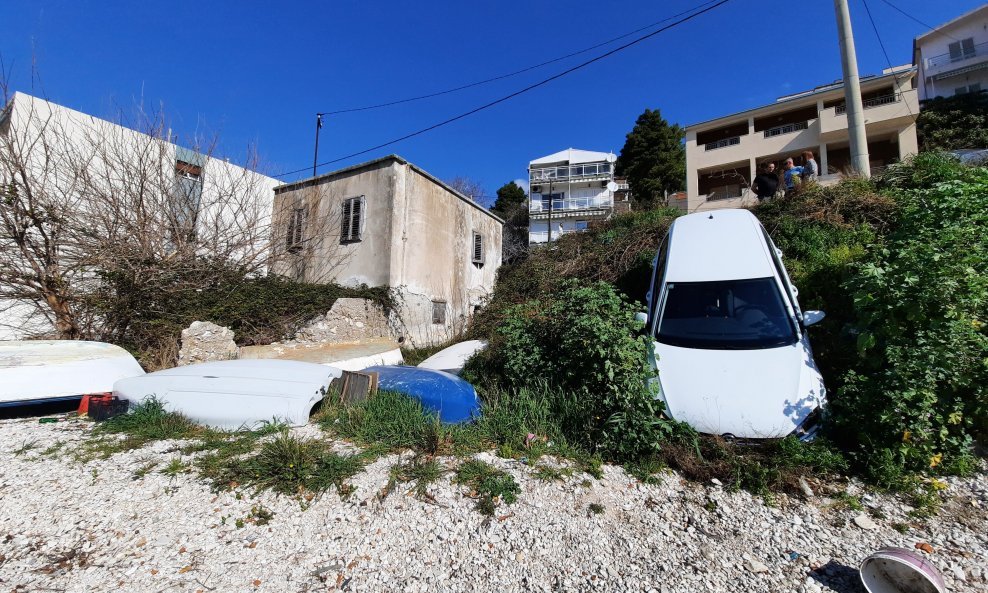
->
[{"left": 1, "top": 416, "right": 985, "bottom": 593}]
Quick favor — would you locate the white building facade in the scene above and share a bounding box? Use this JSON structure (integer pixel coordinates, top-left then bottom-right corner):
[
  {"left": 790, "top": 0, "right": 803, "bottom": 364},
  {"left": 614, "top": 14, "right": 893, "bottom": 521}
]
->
[
  {"left": 0, "top": 92, "right": 279, "bottom": 340},
  {"left": 914, "top": 5, "right": 988, "bottom": 101},
  {"left": 528, "top": 148, "right": 621, "bottom": 243},
  {"left": 684, "top": 67, "right": 919, "bottom": 212}
]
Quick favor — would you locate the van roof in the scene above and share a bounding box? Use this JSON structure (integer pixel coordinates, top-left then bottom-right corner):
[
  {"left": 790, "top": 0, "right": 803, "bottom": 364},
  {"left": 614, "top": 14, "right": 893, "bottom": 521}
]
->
[{"left": 665, "top": 209, "right": 777, "bottom": 282}]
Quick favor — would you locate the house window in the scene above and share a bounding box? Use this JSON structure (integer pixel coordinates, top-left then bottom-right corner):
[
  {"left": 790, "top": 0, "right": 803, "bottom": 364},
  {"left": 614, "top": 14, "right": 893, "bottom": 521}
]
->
[
  {"left": 172, "top": 160, "right": 203, "bottom": 238},
  {"left": 286, "top": 207, "right": 306, "bottom": 253},
  {"left": 575, "top": 221, "right": 589, "bottom": 231},
  {"left": 948, "top": 38, "right": 976, "bottom": 62},
  {"left": 472, "top": 232, "right": 483, "bottom": 264},
  {"left": 955, "top": 83, "right": 982, "bottom": 95},
  {"left": 341, "top": 196, "right": 365, "bottom": 243},
  {"left": 432, "top": 301, "right": 446, "bottom": 325}
]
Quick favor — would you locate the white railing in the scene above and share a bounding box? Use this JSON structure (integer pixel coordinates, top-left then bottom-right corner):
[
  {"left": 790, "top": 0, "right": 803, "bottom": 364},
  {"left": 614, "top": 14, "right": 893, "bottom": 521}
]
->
[
  {"left": 529, "top": 196, "right": 612, "bottom": 213},
  {"left": 530, "top": 162, "right": 612, "bottom": 183},
  {"left": 927, "top": 41, "right": 988, "bottom": 68}
]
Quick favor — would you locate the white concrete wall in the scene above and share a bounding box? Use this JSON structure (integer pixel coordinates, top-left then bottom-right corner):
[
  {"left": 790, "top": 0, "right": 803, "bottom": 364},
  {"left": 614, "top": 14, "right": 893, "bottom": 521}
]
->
[{"left": 0, "top": 92, "right": 278, "bottom": 339}]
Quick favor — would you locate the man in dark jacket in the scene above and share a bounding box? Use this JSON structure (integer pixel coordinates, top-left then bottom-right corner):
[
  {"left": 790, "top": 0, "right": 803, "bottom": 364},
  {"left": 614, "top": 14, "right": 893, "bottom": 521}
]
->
[{"left": 751, "top": 162, "right": 779, "bottom": 201}]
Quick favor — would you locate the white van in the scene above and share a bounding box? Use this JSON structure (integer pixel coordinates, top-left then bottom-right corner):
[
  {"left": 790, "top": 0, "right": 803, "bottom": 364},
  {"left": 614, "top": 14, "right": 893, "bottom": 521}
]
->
[{"left": 643, "top": 209, "right": 826, "bottom": 440}]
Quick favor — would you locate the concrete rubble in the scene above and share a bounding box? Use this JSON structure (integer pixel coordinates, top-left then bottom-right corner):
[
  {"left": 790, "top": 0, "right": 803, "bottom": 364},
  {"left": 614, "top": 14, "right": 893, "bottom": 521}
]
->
[
  {"left": 1, "top": 418, "right": 986, "bottom": 593},
  {"left": 178, "top": 321, "right": 238, "bottom": 366}
]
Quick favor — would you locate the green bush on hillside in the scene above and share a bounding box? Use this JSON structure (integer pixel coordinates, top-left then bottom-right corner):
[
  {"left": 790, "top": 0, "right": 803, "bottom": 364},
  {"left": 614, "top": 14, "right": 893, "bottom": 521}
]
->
[
  {"left": 830, "top": 155, "right": 988, "bottom": 481},
  {"left": 466, "top": 280, "right": 675, "bottom": 459}
]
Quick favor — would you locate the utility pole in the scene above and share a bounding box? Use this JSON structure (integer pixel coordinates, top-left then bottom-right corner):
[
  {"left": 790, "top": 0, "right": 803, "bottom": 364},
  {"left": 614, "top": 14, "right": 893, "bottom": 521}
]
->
[
  {"left": 313, "top": 113, "right": 324, "bottom": 178},
  {"left": 834, "top": 0, "right": 870, "bottom": 178}
]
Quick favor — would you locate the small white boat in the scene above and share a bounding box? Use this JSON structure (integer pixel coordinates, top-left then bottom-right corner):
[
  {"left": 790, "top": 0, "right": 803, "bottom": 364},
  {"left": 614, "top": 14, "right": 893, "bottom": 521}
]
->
[
  {"left": 416, "top": 340, "right": 487, "bottom": 376},
  {"left": 113, "top": 359, "right": 342, "bottom": 430},
  {"left": 0, "top": 340, "right": 145, "bottom": 407}
]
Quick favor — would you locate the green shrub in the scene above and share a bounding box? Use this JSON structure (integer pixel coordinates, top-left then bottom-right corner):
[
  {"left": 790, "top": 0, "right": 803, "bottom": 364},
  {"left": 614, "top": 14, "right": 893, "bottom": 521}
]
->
[
  {"left": 830, "top": 157, "right": 988, "bottom": 479},
  {"left": 466, "top": 280, "right": 674, "bottom": 459}
]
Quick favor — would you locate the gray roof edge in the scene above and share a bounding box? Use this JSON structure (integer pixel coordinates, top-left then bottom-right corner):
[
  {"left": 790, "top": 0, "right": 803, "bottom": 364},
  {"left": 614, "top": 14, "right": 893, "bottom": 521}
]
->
[{"left": 274, "top": 154, "right": 504, "bottom": 225}]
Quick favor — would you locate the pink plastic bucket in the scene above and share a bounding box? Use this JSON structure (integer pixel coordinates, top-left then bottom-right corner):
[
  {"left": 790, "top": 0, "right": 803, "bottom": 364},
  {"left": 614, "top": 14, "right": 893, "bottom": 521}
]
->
[{"left": 859, "top": 547, "right": 946, "bottom": 593}]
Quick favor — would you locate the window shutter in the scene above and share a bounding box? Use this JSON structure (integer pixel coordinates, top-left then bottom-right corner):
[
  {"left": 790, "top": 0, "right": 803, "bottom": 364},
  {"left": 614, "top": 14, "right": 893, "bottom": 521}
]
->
[
  {"left": 962, "top": 38, "right": 975, "bottom": 58},
  {"left": 341, "top": 199, "right": 353, "bottom": 241},
  {"left": 352, "top": 197, "right": 363, "bottom": 240},
  {"left": 472, "top": 232, "right": 483, "bottom": 263},
  {"left": 949, "top": 41, "right": 962, "bottom": 60}
]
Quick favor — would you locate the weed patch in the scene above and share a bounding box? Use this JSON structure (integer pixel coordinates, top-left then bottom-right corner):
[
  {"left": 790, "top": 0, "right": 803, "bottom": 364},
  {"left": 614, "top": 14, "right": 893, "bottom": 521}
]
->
[
  {"left": 454, "top": 460, "right": 521, "bottom": 516},
  {"left": 203, "top": 431, "right": 363, "bottom": 497},
  {"left": 385, "top": 456, "right": 445, "bottom": 499}
]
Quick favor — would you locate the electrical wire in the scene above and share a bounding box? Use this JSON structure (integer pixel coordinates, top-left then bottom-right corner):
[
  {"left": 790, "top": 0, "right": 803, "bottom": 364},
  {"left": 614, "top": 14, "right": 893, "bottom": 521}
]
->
[
  {"left": 276, "top": 0, "right": 732, "bottom": 178},
  {"left": 861, "top": 0, "right": 914, "bottom": 116},
  {"left": 875, "top": 0, "right": 960, "bottom": 42},
  {"left": 320, "top": 0, "right": 723, "bottom": 115}
]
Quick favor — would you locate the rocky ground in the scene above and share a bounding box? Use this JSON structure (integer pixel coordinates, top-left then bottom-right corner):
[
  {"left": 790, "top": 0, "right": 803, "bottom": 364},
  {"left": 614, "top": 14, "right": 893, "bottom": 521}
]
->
[{"left": 1, "top": 416, "right": 985, "bottom": 593}]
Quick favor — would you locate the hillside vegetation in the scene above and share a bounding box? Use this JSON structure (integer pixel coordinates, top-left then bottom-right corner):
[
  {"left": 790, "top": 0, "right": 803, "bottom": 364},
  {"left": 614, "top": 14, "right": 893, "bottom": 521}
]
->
[{"left": 467, "top": 153, "right": 987, "bottom": 493}]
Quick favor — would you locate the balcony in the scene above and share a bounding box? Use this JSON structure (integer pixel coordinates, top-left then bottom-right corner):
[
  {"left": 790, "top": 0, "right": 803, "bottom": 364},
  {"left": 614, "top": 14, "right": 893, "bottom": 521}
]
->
[
  {"left": 529, "top": 195, "right": 613, "bottom": 214},
  {"left": 705, "top": 136, "right": 741, "bottom": 151},
  {"left": 529, "top": 162, "right": 612, "bottom": 184},
  {"left": 927, "top": 41, "right": 988, "bottom": 69},
  {"left": 819, "top": 89, "right": 918, "bottom": 140}
]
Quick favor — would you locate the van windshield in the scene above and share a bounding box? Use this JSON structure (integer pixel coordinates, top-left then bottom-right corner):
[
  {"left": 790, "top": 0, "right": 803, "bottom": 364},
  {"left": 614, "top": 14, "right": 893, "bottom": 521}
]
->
[{"left": 656, "top": 278, "right": 797, "bottom": 350}]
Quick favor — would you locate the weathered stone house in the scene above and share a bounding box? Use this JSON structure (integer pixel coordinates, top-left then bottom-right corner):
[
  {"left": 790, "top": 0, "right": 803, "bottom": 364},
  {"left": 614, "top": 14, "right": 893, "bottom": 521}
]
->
[{"left": 271, "top": 155, "right": 503, "bottom": 346}]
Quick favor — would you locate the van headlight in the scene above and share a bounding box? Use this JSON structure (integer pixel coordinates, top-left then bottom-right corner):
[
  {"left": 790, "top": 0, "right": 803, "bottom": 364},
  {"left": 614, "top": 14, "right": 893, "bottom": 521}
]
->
[{"left": 791, "top": 408, "right": 822, "bottom": 441}]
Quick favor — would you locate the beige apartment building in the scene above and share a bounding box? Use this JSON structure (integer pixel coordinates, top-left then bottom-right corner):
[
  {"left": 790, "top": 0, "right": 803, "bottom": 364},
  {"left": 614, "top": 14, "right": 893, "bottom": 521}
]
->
[
  {"left": 271, "top": 155, "right": 503, "bottom": 346},
  {"left": 684, "top": 66, "right": 920, "bottom": 212}
]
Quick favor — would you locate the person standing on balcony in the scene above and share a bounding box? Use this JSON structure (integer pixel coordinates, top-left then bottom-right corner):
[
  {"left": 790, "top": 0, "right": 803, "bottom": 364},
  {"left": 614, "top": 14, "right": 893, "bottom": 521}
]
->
[
  {"left": 752, "top": 162, "right": 780, "bottom": 201},
  {"left": 783, "top": 158, "right": 803, "bottom": 196},
  {"left": 802, "top": 151, "right": 819, "bottom": 182}
]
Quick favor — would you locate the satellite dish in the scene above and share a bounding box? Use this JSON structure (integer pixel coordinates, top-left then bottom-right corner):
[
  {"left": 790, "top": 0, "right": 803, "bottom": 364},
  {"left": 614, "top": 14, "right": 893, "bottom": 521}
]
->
[
  {"left": 605, "top": 153, "right": 617, "bottom": 163},
  {"left": 606, "top": 181, "right": 619, "bottom": 192}
]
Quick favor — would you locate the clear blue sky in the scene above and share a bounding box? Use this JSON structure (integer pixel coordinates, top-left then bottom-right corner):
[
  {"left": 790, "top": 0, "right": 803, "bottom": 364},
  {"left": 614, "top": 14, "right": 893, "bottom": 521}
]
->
[{"left": 1, "top": 0, "right": 983, "bottom": 202}]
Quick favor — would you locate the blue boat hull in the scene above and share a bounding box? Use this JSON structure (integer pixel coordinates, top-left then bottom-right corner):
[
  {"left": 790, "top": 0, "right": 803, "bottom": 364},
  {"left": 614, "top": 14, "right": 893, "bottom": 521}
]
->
[{"left": 364, "top": 366, "right": 480, "bottom": 424}]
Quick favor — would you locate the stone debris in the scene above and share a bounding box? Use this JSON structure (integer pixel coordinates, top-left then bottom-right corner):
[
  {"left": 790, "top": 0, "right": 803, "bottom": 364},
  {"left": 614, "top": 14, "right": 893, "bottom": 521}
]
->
[
  {"left": 1, "top": 417, "right": 986, "bottom": 593},
  {"left": 295, "top": 298, "right": 392, "bottom": 344},
  {"left": 852, "top": 514, "right": 878, "bottom": 530},
  {"left": 178, "top": 321, "right": 238, "bottom": 365}
]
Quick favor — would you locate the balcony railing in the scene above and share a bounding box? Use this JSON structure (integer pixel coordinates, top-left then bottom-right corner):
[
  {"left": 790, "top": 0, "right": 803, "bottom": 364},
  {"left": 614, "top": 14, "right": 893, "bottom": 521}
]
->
[
  {"left": 530, "top": 196, "right": 612, "bottom": 213},
  {"left": 530, "top": 162, "right": 612, "bottom": 183},
  {"left": 834, "top": 93, "right": 899, "bottom": 114},
  {"left": 763, "top": 121, "right": 809, "bottom": 138},
  {"left": 927, "top": 41, "right": 988, "bottom": 69},
  {"left": 704, "top": 136, "right": 741, "bottom": 151}
]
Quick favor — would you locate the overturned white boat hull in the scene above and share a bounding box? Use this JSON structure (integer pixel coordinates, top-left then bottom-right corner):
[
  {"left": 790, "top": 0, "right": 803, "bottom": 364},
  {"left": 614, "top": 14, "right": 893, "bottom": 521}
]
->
[
  {"left": 0, "top": 340, "right": 145, "bottom": 406},
  {"left": 416, "top": 340, "right": 487, "bottom": 376},
  {"left": 113, "top": 359, "right": 342, "bottom": 430}
]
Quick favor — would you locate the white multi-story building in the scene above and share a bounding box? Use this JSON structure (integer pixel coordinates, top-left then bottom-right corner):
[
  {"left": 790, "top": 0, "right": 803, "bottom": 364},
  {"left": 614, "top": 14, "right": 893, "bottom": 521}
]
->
[
  {"left": 914, "top": 4, "right": 988, "bottom": 101},
  {"left": 528, "top": 148, "right": 628, "bottom": 243},
  {"left": 683, "top": 67, "right": 919, "bottom": 212}
]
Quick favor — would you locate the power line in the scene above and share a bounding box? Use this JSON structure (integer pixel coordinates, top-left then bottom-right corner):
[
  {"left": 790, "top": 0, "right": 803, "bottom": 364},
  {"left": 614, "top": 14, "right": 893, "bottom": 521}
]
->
[
  {"left": 276, "top": 0, "right": 732, "bottom": 178},
  {"left": 875, "top": 0, "right": 959, "bottom": 42},
  {"left": 321, "top": 0, "right": 723, "bottom": 115},
  {"left": 861, "top": 0, "right": 914, "bottom": 116}
]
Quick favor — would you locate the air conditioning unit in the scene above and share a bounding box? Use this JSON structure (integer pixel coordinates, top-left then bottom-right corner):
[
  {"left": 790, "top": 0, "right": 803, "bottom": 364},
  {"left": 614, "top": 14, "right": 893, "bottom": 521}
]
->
[
  {"left": 600, "top": 181, "right": 608, "bottom": 188},
  {"left": 532, "top": 185, "right": 542, "bottom": 193}
]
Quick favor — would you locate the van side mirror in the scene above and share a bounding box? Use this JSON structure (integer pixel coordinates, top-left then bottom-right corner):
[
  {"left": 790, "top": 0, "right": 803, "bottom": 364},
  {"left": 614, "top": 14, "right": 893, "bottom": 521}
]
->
[
  {"left": 635, "top": 311, "right": 648, "bottom": 325},
  {"left": 802, "top": 310, "right": 825, "bottom": 327}
]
